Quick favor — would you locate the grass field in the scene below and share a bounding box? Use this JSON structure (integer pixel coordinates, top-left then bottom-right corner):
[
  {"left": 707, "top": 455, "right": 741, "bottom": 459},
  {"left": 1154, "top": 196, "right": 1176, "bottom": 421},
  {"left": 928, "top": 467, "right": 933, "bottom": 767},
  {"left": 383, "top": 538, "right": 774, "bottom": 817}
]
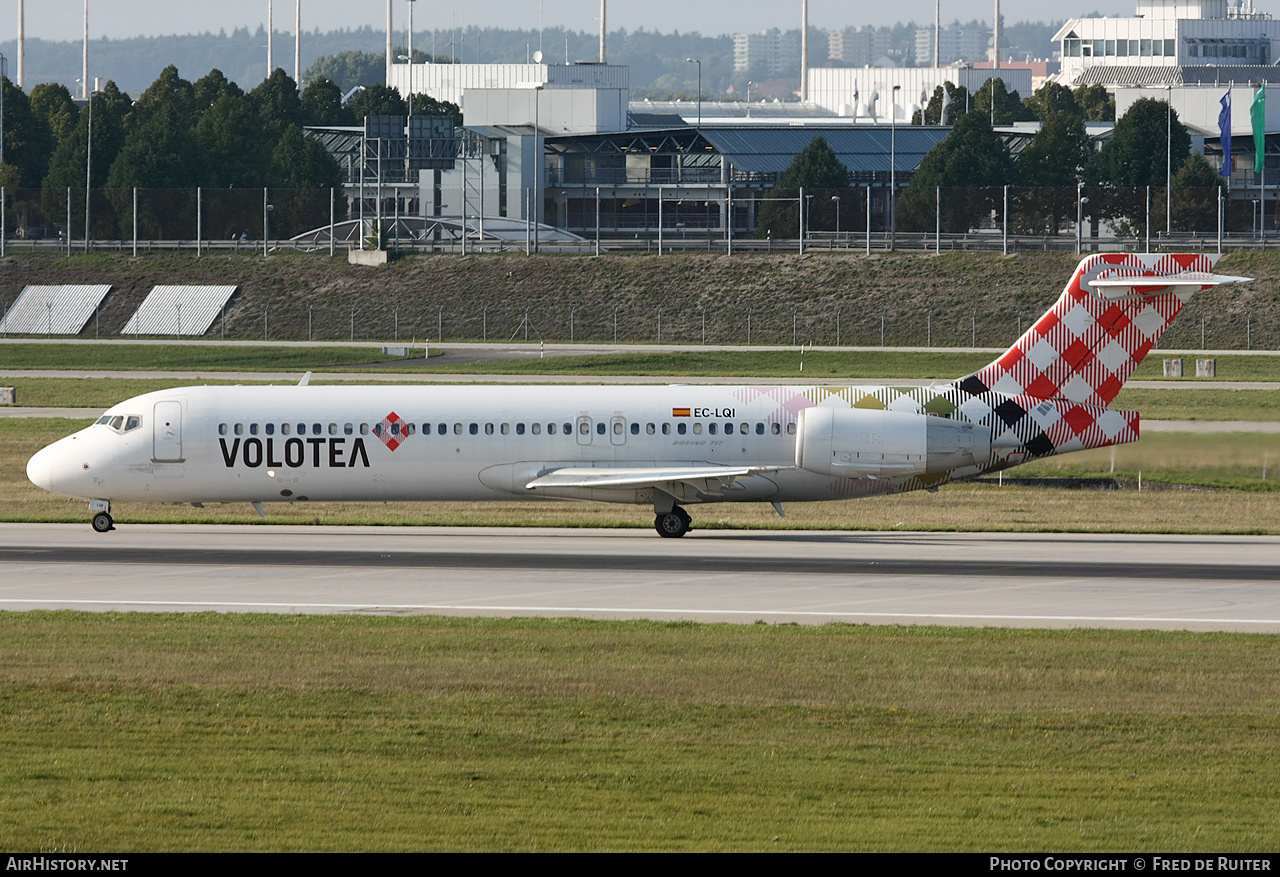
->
[
  {"left": 6, "top": 343, "right": 1280, "bottom": 381},
  {"left": 6, "top": 421, "right": 1279, "bottom": 531},
  {"left": 0, "top": 343, "right": 421, "bottom": 371},
  {"left": 0, "top": 612, "right": 1277, "bottom": 851}
]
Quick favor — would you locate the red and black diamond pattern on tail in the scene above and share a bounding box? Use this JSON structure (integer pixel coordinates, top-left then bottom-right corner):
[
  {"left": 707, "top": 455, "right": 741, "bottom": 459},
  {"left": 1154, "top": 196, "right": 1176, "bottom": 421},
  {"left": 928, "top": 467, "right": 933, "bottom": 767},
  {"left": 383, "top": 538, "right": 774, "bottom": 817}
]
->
[{"left": 968, "top": 253, "right": 1214, "bottom": 407}]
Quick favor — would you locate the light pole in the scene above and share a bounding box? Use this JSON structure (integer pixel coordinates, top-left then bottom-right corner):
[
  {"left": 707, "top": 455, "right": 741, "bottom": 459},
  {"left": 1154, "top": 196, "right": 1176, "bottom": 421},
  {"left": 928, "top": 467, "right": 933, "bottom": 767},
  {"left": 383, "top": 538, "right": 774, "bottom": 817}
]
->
[
  {"left": 1166, "top": 84, "right": 1172, "bottom": 235},
  {"left": 531, "top": 83, "right": 543, "bottom": 253},
  {"left": 832, "top": 194, "right": 840, "bottom": 237},
  {"left": 0, "top": 53, "right": 6, "bottom": 168},
  {"left": 406, "top": 0, "right": 416, "bottom": 115},
  {"left": 805, "top": 193, "right": 813, "bottom": 246},
  {"left": 84, "top": 88, "right": 96, "bottom": 253},
  {"left": 746, "top": 81, "right": 753, "bottom": 117},
  {"left": 891, "top": 84, "right": 900, "bottom": 251},
  {"left": 685, "top": 58, "right": 701, "bottom": 128}
]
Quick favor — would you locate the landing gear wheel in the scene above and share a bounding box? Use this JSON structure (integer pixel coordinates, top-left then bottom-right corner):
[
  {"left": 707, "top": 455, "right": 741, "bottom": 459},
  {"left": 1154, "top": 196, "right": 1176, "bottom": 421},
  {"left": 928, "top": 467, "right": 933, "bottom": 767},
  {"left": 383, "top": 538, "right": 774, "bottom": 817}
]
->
[
  {"left": 91, "top": 512, "right": 115, "bottom": 533},
  {"left": 654, "top": 508, "right": 691, "bottom": 538}
]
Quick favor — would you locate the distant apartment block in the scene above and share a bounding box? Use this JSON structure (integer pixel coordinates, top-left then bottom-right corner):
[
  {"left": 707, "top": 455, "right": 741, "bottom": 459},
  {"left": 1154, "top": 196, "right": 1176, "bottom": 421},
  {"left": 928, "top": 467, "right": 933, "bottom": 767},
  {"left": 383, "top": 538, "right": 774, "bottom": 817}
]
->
[
  {"left": 827, "top": 26, "right": 910, "bottom": 67},
  {"left": 733, "top": 28, "right": 802, "bottom": 76},
  {"left": 914, "top": 22, "right": 991, "bottom": 66}
]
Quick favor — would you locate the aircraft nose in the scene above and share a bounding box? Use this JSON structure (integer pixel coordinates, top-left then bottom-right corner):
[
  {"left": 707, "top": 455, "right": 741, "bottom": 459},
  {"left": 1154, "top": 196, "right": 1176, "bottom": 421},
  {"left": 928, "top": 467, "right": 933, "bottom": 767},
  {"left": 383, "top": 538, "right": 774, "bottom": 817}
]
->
[{"left": 26, "top": 444, "right": 58, "bottom": 493}]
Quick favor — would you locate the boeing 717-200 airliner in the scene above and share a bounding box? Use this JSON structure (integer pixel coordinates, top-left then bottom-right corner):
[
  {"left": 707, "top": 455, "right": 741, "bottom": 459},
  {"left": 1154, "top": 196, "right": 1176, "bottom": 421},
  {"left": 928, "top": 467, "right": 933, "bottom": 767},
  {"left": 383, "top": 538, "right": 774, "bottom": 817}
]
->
[{"left": 26, "top": 253, "right": 1247, "bottom": 537}]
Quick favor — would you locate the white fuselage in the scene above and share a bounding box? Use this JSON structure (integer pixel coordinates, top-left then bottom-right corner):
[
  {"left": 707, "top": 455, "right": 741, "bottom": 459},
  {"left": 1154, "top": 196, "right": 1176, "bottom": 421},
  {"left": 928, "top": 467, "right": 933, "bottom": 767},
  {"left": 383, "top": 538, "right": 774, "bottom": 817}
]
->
[{"left": 33, "top": 383, "right": 955, "bottom": 508}]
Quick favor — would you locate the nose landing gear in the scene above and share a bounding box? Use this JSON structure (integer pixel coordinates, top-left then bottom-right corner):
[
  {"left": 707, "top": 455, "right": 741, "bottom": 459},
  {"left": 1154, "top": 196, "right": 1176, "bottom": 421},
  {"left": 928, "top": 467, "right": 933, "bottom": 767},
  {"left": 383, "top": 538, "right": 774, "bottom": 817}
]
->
[
  {"left": 89, "top": 500, "right": 115, "bottom": 533},
  {"left": 654, "top": 506, "right": 692, "bottom": 538}
]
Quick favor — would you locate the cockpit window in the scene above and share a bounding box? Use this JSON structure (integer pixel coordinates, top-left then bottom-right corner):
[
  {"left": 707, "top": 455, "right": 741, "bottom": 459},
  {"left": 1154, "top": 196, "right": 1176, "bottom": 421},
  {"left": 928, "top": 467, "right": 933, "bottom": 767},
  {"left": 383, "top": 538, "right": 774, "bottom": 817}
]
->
[
  {"left": 97, "top": 416, "right": 112, "bottom": 425},
  {"left": 109, "top": 416, "right": 124, "bottom": 431},
  {"left": 124, "top": 415, "right": 142, "bottom": 432}
]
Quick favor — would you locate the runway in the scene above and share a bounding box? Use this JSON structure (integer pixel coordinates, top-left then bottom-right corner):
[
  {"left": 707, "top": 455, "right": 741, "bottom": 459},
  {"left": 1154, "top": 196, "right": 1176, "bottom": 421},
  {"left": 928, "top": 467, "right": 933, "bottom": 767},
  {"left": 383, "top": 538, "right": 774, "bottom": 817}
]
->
[{"left": 1, "top": 524, "right": 1277, "bottom": 632}]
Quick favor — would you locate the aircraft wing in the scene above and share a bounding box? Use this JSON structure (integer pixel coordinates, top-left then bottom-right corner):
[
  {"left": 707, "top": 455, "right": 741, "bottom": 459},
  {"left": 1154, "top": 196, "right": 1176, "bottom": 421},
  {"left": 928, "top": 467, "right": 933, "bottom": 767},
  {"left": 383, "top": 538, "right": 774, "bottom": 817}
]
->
[{"left": 525, "top": 465, "right": 781, "bottom": 499}]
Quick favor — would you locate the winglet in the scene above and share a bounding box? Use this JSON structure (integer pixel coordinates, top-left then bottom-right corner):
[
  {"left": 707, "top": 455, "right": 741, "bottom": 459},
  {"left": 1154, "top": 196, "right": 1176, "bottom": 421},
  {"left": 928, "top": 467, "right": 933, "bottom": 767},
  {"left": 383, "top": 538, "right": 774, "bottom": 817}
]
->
[{"left": 298, "top": 371, "right": 312, "bottom": 387}]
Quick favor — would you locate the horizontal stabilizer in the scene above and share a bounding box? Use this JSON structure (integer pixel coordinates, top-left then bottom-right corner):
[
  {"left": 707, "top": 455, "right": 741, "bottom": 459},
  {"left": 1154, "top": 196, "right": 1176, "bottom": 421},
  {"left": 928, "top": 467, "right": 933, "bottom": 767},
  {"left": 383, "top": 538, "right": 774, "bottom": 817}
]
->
[{"left": 1089, "top": 271, "right": 1251, "bottom": 301}]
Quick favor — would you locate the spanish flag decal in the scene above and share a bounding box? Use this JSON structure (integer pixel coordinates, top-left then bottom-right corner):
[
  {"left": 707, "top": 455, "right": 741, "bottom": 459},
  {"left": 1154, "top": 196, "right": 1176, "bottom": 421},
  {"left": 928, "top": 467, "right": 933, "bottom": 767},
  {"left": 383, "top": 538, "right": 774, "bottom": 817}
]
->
[{"left": 672, "top": 407, "right": 691, "bottom": 417}]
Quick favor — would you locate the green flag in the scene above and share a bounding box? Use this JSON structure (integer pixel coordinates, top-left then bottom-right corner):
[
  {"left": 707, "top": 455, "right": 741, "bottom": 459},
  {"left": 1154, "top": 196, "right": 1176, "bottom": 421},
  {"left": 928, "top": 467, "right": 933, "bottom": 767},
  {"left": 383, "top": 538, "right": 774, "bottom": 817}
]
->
[{"left": 1253, "top": 83, "right": 1266, "bottom": 174}]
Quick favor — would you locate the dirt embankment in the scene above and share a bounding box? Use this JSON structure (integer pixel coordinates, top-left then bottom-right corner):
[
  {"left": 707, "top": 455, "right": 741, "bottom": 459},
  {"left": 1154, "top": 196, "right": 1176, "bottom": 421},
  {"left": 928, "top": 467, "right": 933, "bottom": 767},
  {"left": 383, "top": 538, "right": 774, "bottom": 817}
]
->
[{"left": 1, "top": 250, "right": 1275, "bottom": 348}]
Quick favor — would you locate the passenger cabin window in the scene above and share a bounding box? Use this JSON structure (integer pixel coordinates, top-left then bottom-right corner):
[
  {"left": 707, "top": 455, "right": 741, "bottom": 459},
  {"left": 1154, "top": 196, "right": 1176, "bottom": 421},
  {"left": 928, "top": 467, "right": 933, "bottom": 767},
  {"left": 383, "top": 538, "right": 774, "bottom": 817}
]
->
[
  {"left": 249, "top": 423, "right": 259, "bottom": 435},
  {"left": 787, "top": 423, "right": 797, "bottom": 435},
  {"left": 532, "top": 423, "right": 542, "bottom": 435},
  {"left": 469, "top": 423, "right": 479, "bottom": 435},
  {"left": 328, "top": 423, "right": 338, "bottom": 435},
  {"left": 345, "top": 423, "right": 354, "bottom": 435},
  {"left": 281, "top": 423, "right": 291, "bottom": 435},
  {"left": 596, "top": 422, "right": 606, "bottom": 436},
  {"left": 631, "top": 423, "right": 640, "bottom": 435},
  {"left": 693, "top": 423, "right": 703, "bottom": 435},
  {"left": 563, "top": 423, "right": 572, "bottom": 435},
  {"left": 501, "top": 423, "right": 511, "bottom": 435},
  {"left": 218, "top": 423, "right": 227, "bottom": 435},
  {"left": 677, "top": 423, "right": 686, "bottom": 435},
  {"left": 360, "top": 423, "right": 370, "bottom": 435},
  {"left": 234, "top": 423, "right": 244, "bottom": 436},
  {"left": 484, "top": 423, "right": 494, "bottom": 435},
  {"left": 771, "top": 423, "right": 781, "bottom": 435},
  {"left": 662, "top": 424, "right": 671, "bottom": 435},
  {"left": 547, "top": 423, "right": 556, "bottom": 435},
  {"left": 265, "top": 423, "right": 275, "bottom": 435},
  {"left": 646, "top": 423, "right": 656, "bottom": 435},
  {"left": 516, "top": 423, "right": 525, "bottom": 435}
]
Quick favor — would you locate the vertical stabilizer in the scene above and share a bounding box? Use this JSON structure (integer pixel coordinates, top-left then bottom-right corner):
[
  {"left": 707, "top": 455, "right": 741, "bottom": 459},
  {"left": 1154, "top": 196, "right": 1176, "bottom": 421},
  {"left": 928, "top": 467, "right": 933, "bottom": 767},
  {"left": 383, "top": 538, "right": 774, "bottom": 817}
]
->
[{"left": 957, "top": 253, "right": 1234, "bottom": 407}]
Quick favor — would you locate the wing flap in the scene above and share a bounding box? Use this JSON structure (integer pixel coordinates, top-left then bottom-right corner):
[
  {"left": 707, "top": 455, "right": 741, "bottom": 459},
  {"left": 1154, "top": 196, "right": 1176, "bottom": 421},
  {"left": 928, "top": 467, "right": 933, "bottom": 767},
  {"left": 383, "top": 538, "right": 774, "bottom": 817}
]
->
[{"left": 525, "top": 465, "right": 780, "bottom": 493}]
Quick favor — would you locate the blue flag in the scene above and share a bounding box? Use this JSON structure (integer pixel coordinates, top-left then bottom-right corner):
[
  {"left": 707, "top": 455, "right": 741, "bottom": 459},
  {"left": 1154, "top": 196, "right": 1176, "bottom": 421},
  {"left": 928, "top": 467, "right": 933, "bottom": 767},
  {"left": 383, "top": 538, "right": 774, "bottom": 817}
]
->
[{"left": 1220, "top": 90, "right": 1233, "bottom": 178}]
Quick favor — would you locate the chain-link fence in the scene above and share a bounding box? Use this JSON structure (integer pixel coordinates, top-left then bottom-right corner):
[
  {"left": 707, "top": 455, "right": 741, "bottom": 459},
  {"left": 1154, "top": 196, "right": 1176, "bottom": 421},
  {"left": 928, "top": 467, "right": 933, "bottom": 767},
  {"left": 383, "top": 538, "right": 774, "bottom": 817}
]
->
[{"left": 0, "top": 184, "right": 1268, "bottom": 255}]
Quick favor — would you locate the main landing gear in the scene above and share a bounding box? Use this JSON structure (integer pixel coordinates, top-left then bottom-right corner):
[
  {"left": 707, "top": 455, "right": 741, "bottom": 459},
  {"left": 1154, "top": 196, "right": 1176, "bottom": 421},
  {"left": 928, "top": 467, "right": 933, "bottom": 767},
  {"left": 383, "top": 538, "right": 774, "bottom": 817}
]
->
[
  {"left": 654, "top": 506, "right": 692, "bottom": 538},
  {"left": 90, "top": 500, "right": 114, "bottom": 533}
]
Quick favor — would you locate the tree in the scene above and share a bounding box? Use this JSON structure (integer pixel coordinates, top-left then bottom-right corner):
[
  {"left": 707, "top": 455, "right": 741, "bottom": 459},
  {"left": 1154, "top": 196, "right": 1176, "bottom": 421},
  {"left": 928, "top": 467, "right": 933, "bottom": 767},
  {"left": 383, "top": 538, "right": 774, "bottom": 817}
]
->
[
  {"left": 973, "top": 77, "right": 1035, "bottom": 126},
  {"left": 129, "top": 65, "right": 197, "bottom": 132},
  {"left": 1171, "top": 153, "right": 1224, "bottom": 233},
  {"left": 302, "top": 50, "right": 388, "bottom": 93},
  {"left": 267, "top": 124, "right": 345, "bottom": 237},
  {"left": 350, "top": 84, "right": 408, "bottom": 120},
  {"left": 106, "top": 101, "right": 202, "bottom": 238},
  {"left": 1088, "top": 97, "right": 1192, "bottom": 235},
  {"left": 1014, "top": 84, "right": 1091, "bottom": 233},
  {"left": 194, "top": 93, "right": 272, "bottom": 188},
  {"left": 192, "top": 69, "right": 244, "bottom": 118},
  {"left": 2, "top": 77, "right": 54, "bottom": 188},
  {"left": 896, "top": 111, "right": 1013, "bottom": 233},
  {"left": 301, "top": 78, "right": 354, "bottom": 127},
  {"left": 754, "top": 136, "right": 849, "bottom": 238},
  {"left": 29, "top": 83, "right": 79, "bottom": 144},
  {"left": 408, "top": 94, "right": 463, "bottom": 126},
  {"left": 41, "top": 82, "right": 132, "bottom": 238},
  {"left": 1074, "top": 84, "right": 1115, "bottom": 122},
  {"left": 915, "top": 82, "right": 969, "bottom": 125},
  {"left": 251, "top": 69, "right": 303, "bottom": 136}
]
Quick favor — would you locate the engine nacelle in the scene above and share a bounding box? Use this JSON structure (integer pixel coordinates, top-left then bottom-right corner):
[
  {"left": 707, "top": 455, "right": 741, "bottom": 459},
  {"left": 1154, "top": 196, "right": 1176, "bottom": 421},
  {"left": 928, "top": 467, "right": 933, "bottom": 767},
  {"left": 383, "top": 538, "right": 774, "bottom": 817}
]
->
[{"left": 795, "top": 407, "right": 990, "bottom": 478}]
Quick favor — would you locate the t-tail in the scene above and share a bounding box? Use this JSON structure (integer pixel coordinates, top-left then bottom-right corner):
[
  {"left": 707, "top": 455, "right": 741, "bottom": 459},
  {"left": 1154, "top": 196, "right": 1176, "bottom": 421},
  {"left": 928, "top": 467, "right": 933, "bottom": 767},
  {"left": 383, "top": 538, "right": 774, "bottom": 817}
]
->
[{"left": 947, "top": 253, "right": 1249, "bottom": 463}]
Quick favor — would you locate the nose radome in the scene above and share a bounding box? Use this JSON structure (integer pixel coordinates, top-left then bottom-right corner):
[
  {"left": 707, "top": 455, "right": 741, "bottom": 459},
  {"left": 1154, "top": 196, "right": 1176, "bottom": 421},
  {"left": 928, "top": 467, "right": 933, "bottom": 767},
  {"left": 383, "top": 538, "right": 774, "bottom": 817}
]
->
[{"left": 26, "top": 444, "right": 57, "bottom": 493}]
